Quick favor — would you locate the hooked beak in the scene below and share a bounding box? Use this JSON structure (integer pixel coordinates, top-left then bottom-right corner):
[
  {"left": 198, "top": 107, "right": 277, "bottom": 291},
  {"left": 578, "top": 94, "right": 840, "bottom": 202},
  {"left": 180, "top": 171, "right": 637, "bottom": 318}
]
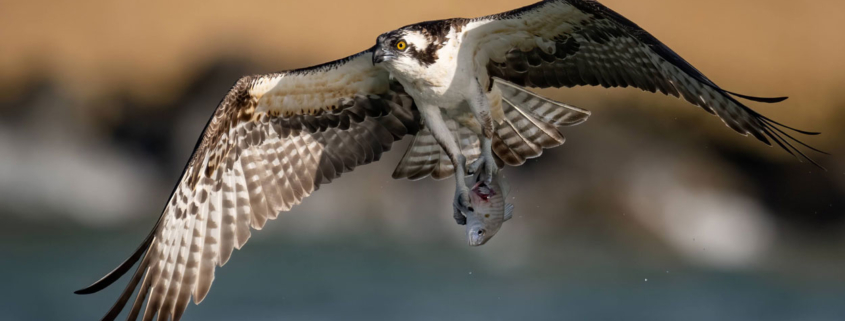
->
[{"left": 372, "top": 47, "right": 392, "bottom": 65}]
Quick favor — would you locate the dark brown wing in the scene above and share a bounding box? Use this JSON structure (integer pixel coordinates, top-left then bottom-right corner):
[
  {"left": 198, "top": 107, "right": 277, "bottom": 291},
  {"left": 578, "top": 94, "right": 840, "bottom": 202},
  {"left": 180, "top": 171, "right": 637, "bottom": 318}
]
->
[
  {"left": 468, "top": 0, "right": 822, "bottom": 164},
  {"left": 75, "top": 49, "right": 419, "bottom": 321}
]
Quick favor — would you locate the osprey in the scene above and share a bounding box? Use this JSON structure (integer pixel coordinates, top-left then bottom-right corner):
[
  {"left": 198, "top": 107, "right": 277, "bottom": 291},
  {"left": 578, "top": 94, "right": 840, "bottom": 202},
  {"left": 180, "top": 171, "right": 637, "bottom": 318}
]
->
[{"left": 77, "top": 0, "right": 821, "bottom": 320}]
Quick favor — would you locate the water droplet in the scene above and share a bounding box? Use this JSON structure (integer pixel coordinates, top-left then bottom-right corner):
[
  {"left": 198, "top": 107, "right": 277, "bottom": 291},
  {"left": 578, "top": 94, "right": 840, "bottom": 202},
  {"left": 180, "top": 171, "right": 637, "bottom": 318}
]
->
[{"left": 644, "top": 279, "right": 648, "bottom": 282}]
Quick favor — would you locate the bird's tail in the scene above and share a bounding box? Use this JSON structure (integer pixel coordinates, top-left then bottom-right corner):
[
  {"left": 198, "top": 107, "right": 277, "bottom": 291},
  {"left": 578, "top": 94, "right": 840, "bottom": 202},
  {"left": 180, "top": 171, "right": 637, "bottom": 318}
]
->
[
  {"left": 392, "top": 119, "right": 482, "bottom": 180},
  {"left": 491, "top": 78, "right": 591, "bottom": 166}
]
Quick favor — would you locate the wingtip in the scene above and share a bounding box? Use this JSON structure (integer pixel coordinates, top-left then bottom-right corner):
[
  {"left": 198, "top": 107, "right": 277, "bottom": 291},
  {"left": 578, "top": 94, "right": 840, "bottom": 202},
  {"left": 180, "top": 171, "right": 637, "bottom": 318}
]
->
[
  {"left": 74, "top": 278, "right": 113, "bottom": 295},
  {"left": 760, "top": 122, "right": 827, "bottom": 171},
  {"left": 73, "top": 275, "right": 118, "bottom": 295},
  {"left": 73, "top": 221, "right": 159, "bottom": 296},
  {"left": 726, "top": 91, "right": 789, "bottom": 104}
]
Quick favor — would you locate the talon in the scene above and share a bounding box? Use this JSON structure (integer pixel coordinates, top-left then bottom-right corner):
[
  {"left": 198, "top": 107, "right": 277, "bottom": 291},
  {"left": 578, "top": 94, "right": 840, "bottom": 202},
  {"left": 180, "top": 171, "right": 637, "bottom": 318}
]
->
[
  {"left": 452, "top": 187, "right": 471, "bottom": 225},
  {"left": 453, "top": 186, "right": 473, "bottom": 215},
  {"left": 469, "top": 155, "right": 498, "bottom": 184},
  {"left": 484, "top": 161, "right": 497, "bottom": 184},
  {"left": 467, "top": 158, "right": 483, "bottom": 176},
  {"left": 453, "top": 205, "right": 467, "bottom": 225}
]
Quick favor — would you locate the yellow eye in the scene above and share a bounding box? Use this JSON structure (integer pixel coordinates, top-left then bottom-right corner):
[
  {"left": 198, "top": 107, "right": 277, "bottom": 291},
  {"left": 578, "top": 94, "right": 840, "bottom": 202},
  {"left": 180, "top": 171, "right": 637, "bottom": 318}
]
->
[{"left": 396, "top": 41, "right": 407, "bottom": 51}]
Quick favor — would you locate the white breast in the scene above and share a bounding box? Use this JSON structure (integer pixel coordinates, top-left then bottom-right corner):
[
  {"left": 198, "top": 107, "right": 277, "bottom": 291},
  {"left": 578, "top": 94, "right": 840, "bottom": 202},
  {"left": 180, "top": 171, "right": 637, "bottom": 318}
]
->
[{"left": 395, "top": 29, "right": 478, "bottom": 110}]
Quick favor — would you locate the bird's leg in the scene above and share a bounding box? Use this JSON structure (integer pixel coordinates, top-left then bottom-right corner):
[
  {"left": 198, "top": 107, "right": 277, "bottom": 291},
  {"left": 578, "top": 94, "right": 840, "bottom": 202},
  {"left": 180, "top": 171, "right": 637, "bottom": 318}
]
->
[
  {"left": 467, "top": 77, "right": 498, "bottom": 183},
  {"left": 418, "top": 104, "right": 472, "bottom": 223}
]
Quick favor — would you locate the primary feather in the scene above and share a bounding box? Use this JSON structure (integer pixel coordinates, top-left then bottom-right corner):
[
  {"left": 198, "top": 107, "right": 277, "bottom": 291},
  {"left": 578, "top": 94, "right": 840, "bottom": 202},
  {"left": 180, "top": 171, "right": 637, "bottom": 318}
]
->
[{"left": 76, "top": 51, "right": 420, "bottom": 320}]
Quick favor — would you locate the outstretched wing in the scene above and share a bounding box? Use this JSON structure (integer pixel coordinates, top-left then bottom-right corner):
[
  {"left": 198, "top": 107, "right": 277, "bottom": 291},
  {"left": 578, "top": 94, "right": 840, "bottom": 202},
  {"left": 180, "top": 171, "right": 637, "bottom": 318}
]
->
[
  {"left": 75, "top": 49, "right": 419, "bottom": 321},
  {"left": 466, "top": 0, "right": 822, "bottom": 164}
]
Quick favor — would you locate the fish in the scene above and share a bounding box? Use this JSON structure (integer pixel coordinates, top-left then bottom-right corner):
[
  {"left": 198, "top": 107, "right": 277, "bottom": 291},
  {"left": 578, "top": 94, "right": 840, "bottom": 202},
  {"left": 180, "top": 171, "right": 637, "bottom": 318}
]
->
[{"left": 463, "top": 170, "right": 514, "bottom": 246}]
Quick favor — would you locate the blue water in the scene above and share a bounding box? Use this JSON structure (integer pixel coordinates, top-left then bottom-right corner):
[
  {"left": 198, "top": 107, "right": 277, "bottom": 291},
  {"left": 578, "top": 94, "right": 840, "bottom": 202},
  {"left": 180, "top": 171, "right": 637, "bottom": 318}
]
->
[{"left": 4, "top": 227, "right": 844, "bottom": 321}]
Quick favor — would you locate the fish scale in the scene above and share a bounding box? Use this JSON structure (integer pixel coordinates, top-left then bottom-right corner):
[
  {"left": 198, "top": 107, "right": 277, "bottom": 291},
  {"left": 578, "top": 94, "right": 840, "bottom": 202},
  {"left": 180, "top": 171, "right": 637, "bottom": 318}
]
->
[{"left": 463, "top": 170, "right": 514, "bottom": 246}]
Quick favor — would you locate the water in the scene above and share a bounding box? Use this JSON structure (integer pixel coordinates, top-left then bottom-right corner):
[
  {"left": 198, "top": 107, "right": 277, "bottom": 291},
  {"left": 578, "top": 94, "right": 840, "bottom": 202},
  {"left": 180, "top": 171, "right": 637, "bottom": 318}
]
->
[{"left": 4, "top": 228, "right": 844, "bottom": 321}]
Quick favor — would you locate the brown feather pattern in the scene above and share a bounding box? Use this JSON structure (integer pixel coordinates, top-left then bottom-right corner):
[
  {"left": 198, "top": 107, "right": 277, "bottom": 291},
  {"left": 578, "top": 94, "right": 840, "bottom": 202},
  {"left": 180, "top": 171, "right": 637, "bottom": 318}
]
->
[
  {"left": 80, "top": 50, "right": 418, "bottom": 321},
  {"left": 482, "top": 0, "right": 819, "bottom": 163}
]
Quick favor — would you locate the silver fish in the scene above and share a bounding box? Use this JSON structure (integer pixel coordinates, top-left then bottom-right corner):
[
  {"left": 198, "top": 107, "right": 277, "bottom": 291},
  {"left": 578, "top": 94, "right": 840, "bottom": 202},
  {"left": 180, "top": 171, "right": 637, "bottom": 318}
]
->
[{"left": 464, "top": 170, "right": 514, "bottom": 246}]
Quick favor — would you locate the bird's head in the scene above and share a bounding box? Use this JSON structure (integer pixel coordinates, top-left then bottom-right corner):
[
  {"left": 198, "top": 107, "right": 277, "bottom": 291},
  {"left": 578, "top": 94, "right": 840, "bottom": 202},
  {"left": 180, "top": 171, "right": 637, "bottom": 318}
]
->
[{"left": 372, "top": 28, "right": 440, "bottom": 73}]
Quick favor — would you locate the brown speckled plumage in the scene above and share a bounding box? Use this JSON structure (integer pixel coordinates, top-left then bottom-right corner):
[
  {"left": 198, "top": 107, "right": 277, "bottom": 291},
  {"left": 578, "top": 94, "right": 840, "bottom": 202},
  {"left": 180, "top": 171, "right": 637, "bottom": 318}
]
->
[{"left": 77, "top": 51, "right": 420, "bottom": 321}]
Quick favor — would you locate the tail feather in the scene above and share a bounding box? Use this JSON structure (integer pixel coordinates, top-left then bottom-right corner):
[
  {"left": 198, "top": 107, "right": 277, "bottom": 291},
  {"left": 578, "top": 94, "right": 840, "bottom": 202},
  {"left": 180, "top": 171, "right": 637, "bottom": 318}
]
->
[
  {"left": 492, "top": 130, "right": 528, "bottom": 166},
  {"left": 494, "top": 78, "right": 591, "bottom": 127},
  {"left": 392, "top": 120, "right": 480, "bottom": 180},
  {"left": 502, "top": 97, "right": 566, "bottom": 149},
  {"left": 393, "top": 79, "right": 591, "bottom": 178},
  {"left": 491, "top": 78, "right": 590, "bottom": 166},
  {"left": 392, "top": 127, "right": 442, "bottom": 180},
  {"left": 496, "top": 111, "right": 543, "bottom": 162}
]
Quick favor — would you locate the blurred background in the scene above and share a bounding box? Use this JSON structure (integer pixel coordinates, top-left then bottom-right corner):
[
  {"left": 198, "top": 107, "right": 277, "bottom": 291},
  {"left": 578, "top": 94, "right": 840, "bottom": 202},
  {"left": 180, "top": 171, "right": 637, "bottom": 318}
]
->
[{"left": 1, "top": 0, "right": 844, "bottom": 320}]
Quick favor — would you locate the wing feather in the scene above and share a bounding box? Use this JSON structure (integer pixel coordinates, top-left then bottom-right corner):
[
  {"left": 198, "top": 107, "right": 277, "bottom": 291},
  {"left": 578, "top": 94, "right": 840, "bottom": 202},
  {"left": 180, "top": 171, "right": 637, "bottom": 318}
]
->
[
  {"left": 195, "top": 176, "right": 221, "bottom": 303},
  {"left": 232, "top": 160, "right": 252, "bottom": 248},
  {"left": 471, "top": 0, "right": 820, "bottom": 162},
  {"left": 76, "top": 49, "right": 419, "bottom": 320},
  {"left": 240, "top": 151, "right": 270, "bottom": 230}
]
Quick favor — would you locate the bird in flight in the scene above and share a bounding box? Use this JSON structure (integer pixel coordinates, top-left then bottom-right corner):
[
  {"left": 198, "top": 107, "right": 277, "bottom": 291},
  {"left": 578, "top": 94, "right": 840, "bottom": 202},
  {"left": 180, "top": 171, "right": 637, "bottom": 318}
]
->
[{"left": 76, "top": 1, "right": 821, "bottom": 320}]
